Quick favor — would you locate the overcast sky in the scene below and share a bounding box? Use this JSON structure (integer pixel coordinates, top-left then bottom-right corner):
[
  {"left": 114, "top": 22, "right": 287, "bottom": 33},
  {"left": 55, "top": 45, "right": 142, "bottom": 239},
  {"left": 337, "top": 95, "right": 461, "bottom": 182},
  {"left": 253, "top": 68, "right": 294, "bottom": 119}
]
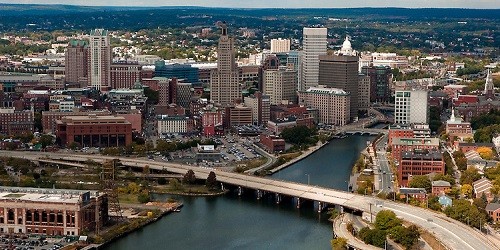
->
[{"left": 5, "top": 0, "right": 500, "bottom": 9}]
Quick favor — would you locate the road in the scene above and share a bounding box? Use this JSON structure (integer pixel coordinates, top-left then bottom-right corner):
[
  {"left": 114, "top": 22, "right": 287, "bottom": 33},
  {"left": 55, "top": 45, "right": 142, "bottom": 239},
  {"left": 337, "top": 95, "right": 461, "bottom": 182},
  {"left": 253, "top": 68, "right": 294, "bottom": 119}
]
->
[
  {"left": 445, "top": 147, "right": 462, "bottom": 185},
  {"left": 333, "top": 213, "right": 381, "bottom": 250},
  {"left": 1, "top": 150, "right": 498, "bottom": 250},
  {"left": 374, "top": 134, "right": 394, "bottom": 193}
]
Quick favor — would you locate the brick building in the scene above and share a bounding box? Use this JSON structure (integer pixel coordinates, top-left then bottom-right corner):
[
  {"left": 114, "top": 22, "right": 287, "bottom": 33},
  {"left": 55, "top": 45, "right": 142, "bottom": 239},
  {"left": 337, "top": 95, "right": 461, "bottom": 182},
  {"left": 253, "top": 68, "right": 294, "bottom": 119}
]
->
[
  {"left": 56, "top": 115, "right": 132, "bottom": 147},
  {"left": 42, "top": 110, "right": 111, "bottom": 134},
  {"left": 0, "top": 186, "right": 107, "bottom": 236},
  {"left": 431, "top": 180, "right": 451, "bottom": 196},
  {"left": 399, "top": 150, "right": 444, "bottom": 186},
  {"left": 391, "top": 138, "right": 440, "bottom": 163},
  {"left": 0, "top": 108, "right": 34, "bottom": 135},
  {"left": 110, "top": 62, "right": 142, "bottom": 89},
  {"left": 259, "top": 134, "right": 285, "bottom": 153}
]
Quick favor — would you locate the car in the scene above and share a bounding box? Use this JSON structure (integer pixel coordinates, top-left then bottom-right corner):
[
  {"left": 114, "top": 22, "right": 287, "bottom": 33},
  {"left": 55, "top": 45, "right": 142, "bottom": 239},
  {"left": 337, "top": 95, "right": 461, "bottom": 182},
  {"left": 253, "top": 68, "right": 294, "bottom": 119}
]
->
[{"left": 379, "top": 179, "right": 382, "bottom": 182}]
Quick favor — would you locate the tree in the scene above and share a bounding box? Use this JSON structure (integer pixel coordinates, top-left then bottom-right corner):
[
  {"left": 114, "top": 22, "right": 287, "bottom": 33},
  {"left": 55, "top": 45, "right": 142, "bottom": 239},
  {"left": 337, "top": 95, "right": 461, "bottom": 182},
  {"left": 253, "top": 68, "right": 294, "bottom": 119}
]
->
[
  {"left": 460, "top": 168, "right": 481, "bottom": 185},
  {"left": 39, "top": 134, "right": 54, "bottom": 148},
  {"left": 183, "top": 170, "right": 196, "bottom": 184},
  {"left": 408, "top": 175, "right": 432, "bottom": 193},
  {"left": 331, "top": 237, "right": 347, "bottom": 250},
  {"left": 461, "top": 184, "right": 473, "bottom": 198},
  {"left": 143, "top": 87, "right": 159, "bottom": 104},
  {"left": 206, "top": 171, "right": 218, "bottom": 190},
  {"left": 375, "top": 210, "right": 402, "bottom": 231},
  {"left": 433, "top": 173, "right": 455, "bottom": 185},
  {"left": 169, "top": 178, "right": 183, "bottom": 190},
  {"left": 280, "top": 126, "right": 316, "bottom": 145},
  {"left": 476, "top": 147, "right": 494, "bottom": 160},
  {"left": 157, "top": 177, "right": 167, "bottom": 185},
  {"left": 138, "top": 191, "right": 151, "bottom": 203}
]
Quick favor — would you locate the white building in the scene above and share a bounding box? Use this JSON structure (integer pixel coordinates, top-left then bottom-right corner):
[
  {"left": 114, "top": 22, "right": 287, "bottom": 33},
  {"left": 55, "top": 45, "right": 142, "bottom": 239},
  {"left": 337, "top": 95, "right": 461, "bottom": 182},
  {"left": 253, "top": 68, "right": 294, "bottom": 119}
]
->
[
  {"left": 300, "top": 28, "right": 327, "bottom": 91},
  {"left": 270, "top": 38, "right": 291, "bottom": 53},
  {"left": 89, "top": 29, "right": 111, "bottom": 91},
  {"left": 263, "top": 67, "right": 298, "bottom": 105},
  {"left": 298, "top": 86, "right": 350, "bottom": 126},
  {"left": 394, "top": 90, "right": 428, "bottom": 125},
  {"left": 243, "top": 92, "right": 270, "bottom": 125},
  {"left": 157, "top": 116, "right": 189, "bottom": 135}
]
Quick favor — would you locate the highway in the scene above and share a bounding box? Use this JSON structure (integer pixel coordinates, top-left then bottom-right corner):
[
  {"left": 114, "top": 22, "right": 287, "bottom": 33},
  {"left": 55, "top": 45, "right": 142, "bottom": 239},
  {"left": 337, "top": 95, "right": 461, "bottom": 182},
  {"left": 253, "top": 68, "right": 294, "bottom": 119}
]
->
[
  {"left": 1, "top": 150, "right": 498, "bottom": 250},
  {"left": 374, "top": 134, "right": 394, "bottom": 193}
]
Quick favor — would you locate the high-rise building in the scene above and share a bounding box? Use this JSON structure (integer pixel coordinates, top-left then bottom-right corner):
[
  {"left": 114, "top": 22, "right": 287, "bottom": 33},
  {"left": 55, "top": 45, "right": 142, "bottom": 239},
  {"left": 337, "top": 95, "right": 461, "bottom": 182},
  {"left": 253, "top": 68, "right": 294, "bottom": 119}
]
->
[
  {"left": 88, "top": 29, "right": 111, "bottom": 91},
  {"left": 361, "top": 65, "right": 392, "bottom": 103},
  {"left": 300, "top": 28, "right": 327, "bottom": 91},
  {"left": 394, "top": 90, "right": 428, "bottom": 125},
  {"left": 65, "top": 40, "right": 89, "bottom": 87},
  {"left": 257, "top": 55, "right": 279, "bottom": 92},
  {"left": 270, "top": 38, "right": 291, "bottom": 53},
  {"left": 210, "top": 23, "right": 241, "bottom": 106},
  {"left": 155, "top": 61, "right": 200, "bottom": 84},
  {"left": 110, "top": 62, "right": 142, "bottom": 89},
  {"left": 244, "top": 92, "right": 270, "bottom": 125},
  {"left": 318, "top": 37, "right": 359, "bottom": 119},
  {"left": 158, "top": 78, "right": 177, "bottom": 106},
  {"left": 298, "top": 86, "right": 350, "bottom": 126},
  {"left": 263, "top": 67, "right": 298, "bottom": 105},
  {"left": 358, "top": 74, "right": 371, "bottom": 113}
]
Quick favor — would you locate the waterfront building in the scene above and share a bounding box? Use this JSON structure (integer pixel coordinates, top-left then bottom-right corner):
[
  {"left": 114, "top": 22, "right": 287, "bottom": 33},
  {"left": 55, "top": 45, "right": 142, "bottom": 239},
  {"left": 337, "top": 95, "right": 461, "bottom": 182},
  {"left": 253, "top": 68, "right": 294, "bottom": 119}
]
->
[
  {"left": 263, "top": 67, "right": 298, "bottom": 105},
  {"left": 259, "top": 134, "right": 285, "bottom": 153},
  {"left": 56, "top": 115, "right": 132, "bottom": 147},
  {"left": 0, "top": 108, "right": 34, "bottom": 135},
  {"left": 300, "top": 27, "right": 327, "bottom": 91},
  {"left": 210, "top": 23, "right": 241, "bottom": 106},
  {"left": 65, "top": 40, "right": 88, "bottom": 87},
  {"left": 394, "top": 90, "right": 428, "bottom": 125},
  {"left": 110, "top": 62, "right": 142, "bottom": 89},
  {"left": 193, "top": 144, "right": 221, "bottom": 162},
  {"left": 298, "top": 86, "right": 350, "bottom": 126},
  {"left": 88, "top": 29, "right": 111, "bottom": 91},
  {"left": 0, "top": 186, "right": 108, "bottom": 236},
  {"left": 361, "top": 65, "right": 392, "bottom": 103},
  {"left": 270, "top": 38, "right": 291, "bottom": 53},
  {"left": 244, "top": 92, "right": 270, "bottom": 125},
  {"left": 399, "top": 150, "right": 444, "bottom": 186}
]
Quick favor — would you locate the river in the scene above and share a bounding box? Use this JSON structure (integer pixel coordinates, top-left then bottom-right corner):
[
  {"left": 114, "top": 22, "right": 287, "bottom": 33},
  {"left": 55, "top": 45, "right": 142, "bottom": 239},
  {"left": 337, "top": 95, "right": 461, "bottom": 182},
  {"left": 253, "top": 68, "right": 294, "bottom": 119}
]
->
[{"left": 103, "top": 135, "right": 373, "bottom": 250}]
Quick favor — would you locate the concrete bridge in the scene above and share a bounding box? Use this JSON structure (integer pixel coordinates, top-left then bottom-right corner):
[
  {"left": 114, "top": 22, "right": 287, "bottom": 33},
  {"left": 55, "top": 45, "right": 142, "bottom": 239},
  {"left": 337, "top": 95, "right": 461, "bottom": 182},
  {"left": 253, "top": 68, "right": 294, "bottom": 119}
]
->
[{"left": 0, "top": 150, "right": 497, "bottom": 250}]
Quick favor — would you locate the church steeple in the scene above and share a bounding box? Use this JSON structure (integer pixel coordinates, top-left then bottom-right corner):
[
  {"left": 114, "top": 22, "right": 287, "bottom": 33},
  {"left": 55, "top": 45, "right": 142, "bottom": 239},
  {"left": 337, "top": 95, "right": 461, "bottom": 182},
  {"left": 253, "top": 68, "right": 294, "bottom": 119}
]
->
[{"left": 484, "top": 69, "right": 494, "bottom": 96}]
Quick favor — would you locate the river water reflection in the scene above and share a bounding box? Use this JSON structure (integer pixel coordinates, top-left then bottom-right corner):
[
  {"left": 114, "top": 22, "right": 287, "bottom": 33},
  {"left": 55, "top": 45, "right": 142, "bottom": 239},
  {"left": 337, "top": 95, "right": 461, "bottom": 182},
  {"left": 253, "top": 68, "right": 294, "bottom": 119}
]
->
[{"left": 103, "top": 135, "right": 373, "bottom": 250}]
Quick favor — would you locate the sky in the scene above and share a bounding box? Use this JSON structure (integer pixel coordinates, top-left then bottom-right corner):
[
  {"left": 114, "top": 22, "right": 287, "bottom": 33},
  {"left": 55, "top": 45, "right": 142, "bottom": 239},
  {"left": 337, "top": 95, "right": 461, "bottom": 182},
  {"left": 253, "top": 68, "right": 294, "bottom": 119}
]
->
[{"left": 4, "top": 0, "right": 500, "bottom": 9}]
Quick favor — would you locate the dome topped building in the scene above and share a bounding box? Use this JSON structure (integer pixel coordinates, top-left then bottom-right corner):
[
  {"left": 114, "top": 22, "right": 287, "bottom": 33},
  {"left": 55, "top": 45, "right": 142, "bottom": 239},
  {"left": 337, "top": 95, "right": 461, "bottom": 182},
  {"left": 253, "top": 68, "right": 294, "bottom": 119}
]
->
[{"left": 336, "top": 36, "right": 357, "bottom": 56}]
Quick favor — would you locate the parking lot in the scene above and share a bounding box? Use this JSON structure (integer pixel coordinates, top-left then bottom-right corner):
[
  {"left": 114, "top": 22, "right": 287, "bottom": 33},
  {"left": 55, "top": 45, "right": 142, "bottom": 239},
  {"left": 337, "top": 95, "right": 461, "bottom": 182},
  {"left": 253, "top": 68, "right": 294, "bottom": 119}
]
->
[{"left": 0, "top": 235, "right": 71, "bottom": 250}]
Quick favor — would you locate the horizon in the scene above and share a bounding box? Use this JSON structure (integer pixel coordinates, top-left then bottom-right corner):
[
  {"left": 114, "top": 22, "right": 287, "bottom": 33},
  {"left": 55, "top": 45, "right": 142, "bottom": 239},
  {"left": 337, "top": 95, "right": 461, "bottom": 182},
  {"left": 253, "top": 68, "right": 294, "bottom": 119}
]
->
[{"left": 2, "top": 1, "right": 500, "bottom": 9}]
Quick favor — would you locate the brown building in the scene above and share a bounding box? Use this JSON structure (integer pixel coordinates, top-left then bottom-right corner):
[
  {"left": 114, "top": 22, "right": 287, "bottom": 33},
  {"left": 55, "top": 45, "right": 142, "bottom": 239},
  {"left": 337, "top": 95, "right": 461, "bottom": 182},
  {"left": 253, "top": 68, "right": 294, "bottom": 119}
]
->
[
  {"left": 431, "top": 180, "right": 451, "bottom": 196},
  {"left": 56, "top": 115, "right": 132, "bottom": 147},
  {"left": 399, "top": 150, "right": 444, "bottom": 186},
  {"left": 65, "top": 40, "right": 89, "bottom": 87},
  {"left": 388, "top": 126, "right": 414, "bottom": 146},
  {"left": 0, "top": 186, "right": 107, "bottom": 236},
  {"left": 42, "top": 110, "right": 111, "bottom": 134},
  {"left": 110, "top": 63, "right": 142, "bottom": 89},
  {"left": 259, "top": 134, "right": 285, "bottom": 153},
  {"left": 486, "top": 203, "right": 500, "bottom": 222},
  {"left": 0, "top": 108, "right": 34, "bottom": 135},
  {"left": 391, "top": 138, "right": 440, "bottom": 163},
  {"left": 224, "top": 105, "right": 252, "bottom": 128}
]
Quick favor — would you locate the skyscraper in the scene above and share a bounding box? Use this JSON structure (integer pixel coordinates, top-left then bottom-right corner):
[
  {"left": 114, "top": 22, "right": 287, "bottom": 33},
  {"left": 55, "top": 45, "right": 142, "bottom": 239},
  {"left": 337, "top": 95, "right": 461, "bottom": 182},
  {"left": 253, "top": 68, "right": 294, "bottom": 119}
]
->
[
  {"left": 88, "top": 29, "right": 111, "bottom": 91},
  {"left": 361, "top": 65, "right": 392, "bottom": 103},
  {"left": 270, "top": 38, "right": 291, "bottom": 53},
  {"left": 210, "top": 22, "right": 241, "bottom": 106},
  {"left": 65, "top": 40, "right": 88, "bottom": 87},
  {"left": 263, "top": 67, "right": 298, "bottom": 105},
  {"left": 318, "top": 37, "right": 359, "bottom": 119},
  {"left": 300, "top": 27, "right": 327, "bottom": 91},
  {"left": 394, "top": 90, "right": 428, "bottom": 125}
]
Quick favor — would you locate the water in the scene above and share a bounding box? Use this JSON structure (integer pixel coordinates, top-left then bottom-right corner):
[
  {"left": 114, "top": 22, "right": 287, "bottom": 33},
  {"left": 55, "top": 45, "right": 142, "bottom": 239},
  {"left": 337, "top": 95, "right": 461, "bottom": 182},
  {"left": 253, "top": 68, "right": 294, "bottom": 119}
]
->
[{"left": 103, "top": 135, "right": 373, "bottom": 250}]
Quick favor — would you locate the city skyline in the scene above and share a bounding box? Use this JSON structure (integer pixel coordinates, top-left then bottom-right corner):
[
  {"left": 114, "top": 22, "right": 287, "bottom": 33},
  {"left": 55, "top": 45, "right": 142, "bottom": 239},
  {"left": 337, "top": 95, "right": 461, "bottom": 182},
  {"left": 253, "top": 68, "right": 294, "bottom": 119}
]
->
[{"left": 4, "top": 0, "right": 500, "bottom": 9}]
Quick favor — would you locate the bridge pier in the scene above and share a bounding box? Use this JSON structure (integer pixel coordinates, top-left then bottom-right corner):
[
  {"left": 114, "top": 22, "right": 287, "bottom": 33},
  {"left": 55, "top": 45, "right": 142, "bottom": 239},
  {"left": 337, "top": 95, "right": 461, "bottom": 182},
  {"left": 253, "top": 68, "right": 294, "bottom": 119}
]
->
[
  {"left": 220, "top": 183, "right": 225, "bottom": 191},
  {"left": 275, "top": 194, "right": 281, "bottom": 204},
  {"left": 237, "top": 186, "right": 242, "bottom": 196},
  {"left": 256, "top": 190, "right": 262, "bottom": 200},
  {"left": 296, "top": 197, "right": 301, "bottom": 209},
  {"left": 317, "top": 201, "right": 322, "bottom": 213}
]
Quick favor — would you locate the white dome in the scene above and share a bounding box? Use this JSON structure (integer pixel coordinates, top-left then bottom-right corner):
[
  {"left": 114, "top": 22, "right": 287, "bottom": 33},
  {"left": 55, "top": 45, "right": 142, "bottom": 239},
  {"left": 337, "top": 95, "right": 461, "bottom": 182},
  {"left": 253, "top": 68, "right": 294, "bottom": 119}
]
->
[{"left": 342, "top": 37, "right": 352, "bottom": 50}]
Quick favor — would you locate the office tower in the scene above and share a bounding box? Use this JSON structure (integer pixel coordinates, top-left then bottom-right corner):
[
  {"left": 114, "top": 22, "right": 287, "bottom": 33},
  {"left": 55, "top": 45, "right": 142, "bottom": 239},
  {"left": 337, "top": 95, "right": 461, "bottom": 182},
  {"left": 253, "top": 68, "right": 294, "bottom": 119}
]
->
[
  {"left": 300, "top": 27, "right": 327, "bottom": 91},
  {"left": 394, "top": 90, "right": 428, "bottom": 125},
  {"left": 155, "top": 61, "right": 200, "bottom": 83},
  {"left": 257, "top": 55, "right": 280, "bottom": 92},
  {"left": 263, "top": 67, "right": 298, "bottom": 105},
  {"left": 110, "top": 62, "right": 142, "bottom": 89},
  {"left": 361, "top": 65, "right": 392, "bottom": 103},
  {"left": 358, "top": 74, "right": 371, "bottom": 114},
  {"left": 65, "top": 40, "right": 89, "bottom": 87},
  {"left": 270, "top": 38, "right": 291, "bottom": 53},
  {"left": 158, "top": 78, "right": 177, "bottom": 106},
  {"left": 88, "top": 29, "right": 111, "bottom": 91},
  {"left": 244, "top": 91, "right": 270, "bottom": 125},
  {"left": 298, "top": 87, "right": 350, "bottom": 126},
  {"left": 318, "top": 37, "right": 359, "bottom": 119},
  {"left": 210, "top": 22, "right": 241, "bottom": 106}
]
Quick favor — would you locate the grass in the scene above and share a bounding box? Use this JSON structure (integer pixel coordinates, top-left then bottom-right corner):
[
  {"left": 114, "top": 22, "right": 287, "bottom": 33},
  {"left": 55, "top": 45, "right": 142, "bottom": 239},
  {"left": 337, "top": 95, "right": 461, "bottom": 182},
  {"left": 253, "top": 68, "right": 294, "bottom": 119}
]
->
[
  {"left": 118, "top": 193, "right": 140, "bottom": 204},
  {"left": 234, "top": 157, "right": 267, "bottom": 173}
]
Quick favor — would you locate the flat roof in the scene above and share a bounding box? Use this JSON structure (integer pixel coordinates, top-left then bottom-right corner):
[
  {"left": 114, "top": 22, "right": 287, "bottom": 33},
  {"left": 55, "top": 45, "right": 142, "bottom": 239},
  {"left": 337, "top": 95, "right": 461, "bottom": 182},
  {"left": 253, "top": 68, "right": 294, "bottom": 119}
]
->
[{"left": 0, "top": 186, "right": 100, "bottom": 204}]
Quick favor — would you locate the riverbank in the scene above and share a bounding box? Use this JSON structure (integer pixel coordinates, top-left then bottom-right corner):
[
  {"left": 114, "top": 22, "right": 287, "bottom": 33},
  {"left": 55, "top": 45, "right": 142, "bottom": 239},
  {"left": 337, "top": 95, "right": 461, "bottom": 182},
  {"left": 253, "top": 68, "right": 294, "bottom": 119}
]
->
[
  {"left": 151, "top": 189, "right": 228, "bottom": 197},
  {"left": 269, "top": 141, "right": 329, "bottom": 174}
]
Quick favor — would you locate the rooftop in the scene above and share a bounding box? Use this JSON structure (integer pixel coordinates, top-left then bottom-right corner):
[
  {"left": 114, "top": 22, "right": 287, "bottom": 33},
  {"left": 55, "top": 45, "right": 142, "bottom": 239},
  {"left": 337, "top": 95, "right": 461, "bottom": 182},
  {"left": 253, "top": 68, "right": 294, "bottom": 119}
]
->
[
  {"left": 432, "top": 180, "right": 451, "bottom": 187},
  {"left": 0, "top": 186, "right": 100, "bottom": 204},
  {"left": 393, "top": 138, "right": 440, "bottom": 146},
  {"left": 301, "top": 86, "right": 349, "bottom": 96}
]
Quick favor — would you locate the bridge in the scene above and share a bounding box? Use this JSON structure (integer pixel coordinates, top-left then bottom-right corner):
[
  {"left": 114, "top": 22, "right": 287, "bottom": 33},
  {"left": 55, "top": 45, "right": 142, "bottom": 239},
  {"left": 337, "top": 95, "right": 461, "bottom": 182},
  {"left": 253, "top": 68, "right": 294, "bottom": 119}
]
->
[
  {"left": 0, "top": 150, "right": 497, "bottom": 250},
  {"left": 337, "top": 128, "right": 388, "bottom": 136}
]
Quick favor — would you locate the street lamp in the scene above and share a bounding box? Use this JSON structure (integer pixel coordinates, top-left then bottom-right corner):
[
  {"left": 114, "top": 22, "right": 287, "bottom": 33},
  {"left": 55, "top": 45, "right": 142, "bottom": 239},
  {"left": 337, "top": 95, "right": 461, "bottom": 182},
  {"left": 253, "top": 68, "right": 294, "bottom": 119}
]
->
[{"left": 305, "top": 174, "right": 310, "bottom": 185}]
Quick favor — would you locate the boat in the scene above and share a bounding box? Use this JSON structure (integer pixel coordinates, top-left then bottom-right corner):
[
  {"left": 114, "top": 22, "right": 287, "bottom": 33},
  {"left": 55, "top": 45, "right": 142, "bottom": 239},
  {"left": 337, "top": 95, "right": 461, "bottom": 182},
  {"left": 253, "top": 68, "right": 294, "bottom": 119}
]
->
[{"left": 173, "top": 208, "right": 181, "bottom": 212}]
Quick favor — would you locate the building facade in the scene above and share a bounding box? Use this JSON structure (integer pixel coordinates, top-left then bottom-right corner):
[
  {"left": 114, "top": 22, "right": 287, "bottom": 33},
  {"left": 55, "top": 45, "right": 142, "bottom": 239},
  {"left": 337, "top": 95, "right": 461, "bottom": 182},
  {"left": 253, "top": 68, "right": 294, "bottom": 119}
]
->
[
  {"left": 394, "top": 90, "right": 428, "bottom": 125},
  {"left": 88, "top": 29, "right": 111, "bottom": 91},
  {"left": 358, "top": 74, "right": 371, "bottom": 113},
  {"left": 56, "top": 115, "right": 132, "bottom": 147},
  {"left": 270, "top": 38, "right": 291, "bottom": 53},
  {"left": 210, "top": 24, "right": 241, "bottom": 106},
  {"left": 65, "top": 40, "right": 89, "bottom": 87},
  {"left": 300, "top": 28, "right": 327, "bottom": 91},
  {"left": 399, "top": 150, "right": 444, "bottom": 186},
  {"left": 0, "top": 108, "right": 34, "bottom": 135},
  {"left": 0, "top": 186, "right": 107, "bottom": 236},
  {"left": 361, "top": 65, "right": 392, "bottom": 103},
  {"left": 298, "top": 87, "right": 350, "bottom": 126},
  {"left": 391, "top": 137, "right": 440, "bottom": 162},
  {"left": 157, "top": 115, "right": 191, "bottom": 135},
  {"left": 110, "top": 62, "right": 142, "bottom": 89},
  {"left": 263, "top": 68, "right": 298, "bottom": 105},
  {"left": 244, "top": 92, "right": 270, "bottom": 125}
]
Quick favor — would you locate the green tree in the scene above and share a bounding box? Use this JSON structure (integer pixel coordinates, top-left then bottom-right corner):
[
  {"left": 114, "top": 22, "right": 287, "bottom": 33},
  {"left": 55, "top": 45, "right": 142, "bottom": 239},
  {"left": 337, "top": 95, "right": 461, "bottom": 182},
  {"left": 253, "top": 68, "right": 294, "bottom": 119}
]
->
[
  {"left": 280, "top": 126, "right": 316, "bottom": 145},
  {"left": 206, "top": 171, "right": 218, "bottom": 190},
  {"left": 138, "top": 192, "right": 151, "bottom": 203},
  {"left": 331, "top": 237, "right": 347, "bottom": 250},
  {"left": 460, "top": 168, "right": 481, "bottom": 185},
  {"left": 183, "top": 170, "right": 196, "bottom": 184},
  {"left": 144, "top": 87, "right": 159, "bottom": 104},
  {"left": 375, "top": 210, "right": 402, "bottom": 231},
  {"left": 408, "top": 175, "right": 432, "bottom": 192}
]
